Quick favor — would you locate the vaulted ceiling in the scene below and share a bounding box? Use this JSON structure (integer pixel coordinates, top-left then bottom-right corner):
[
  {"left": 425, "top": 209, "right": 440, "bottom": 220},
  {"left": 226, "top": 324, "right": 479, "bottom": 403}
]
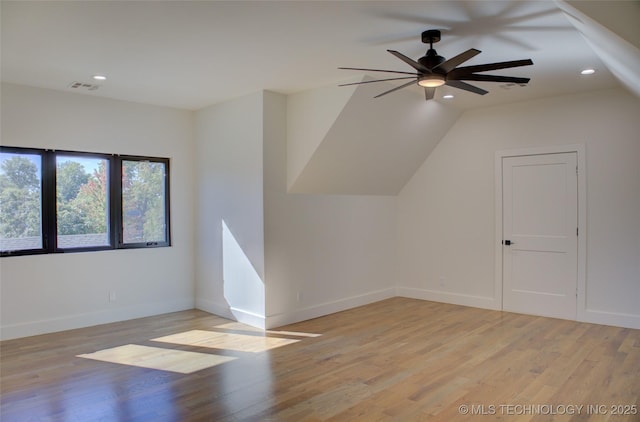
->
[{"left": 2, "top": 1, "right": 639, "bottom": 195}]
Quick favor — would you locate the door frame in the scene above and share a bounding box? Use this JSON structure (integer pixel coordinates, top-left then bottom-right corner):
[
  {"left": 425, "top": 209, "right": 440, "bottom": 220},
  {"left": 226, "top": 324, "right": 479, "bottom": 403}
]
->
[{"left": 494, "top": 144, "right": 586, "bottom": 321}]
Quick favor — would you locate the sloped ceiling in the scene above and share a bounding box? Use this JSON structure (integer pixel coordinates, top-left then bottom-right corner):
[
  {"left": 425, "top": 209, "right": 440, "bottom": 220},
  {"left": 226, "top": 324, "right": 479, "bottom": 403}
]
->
[
  {"left": 288, "top": 78, "right": 459, "bottom": 195},
  {"left": 558, "top": 0, "right": 640, "bottom": 98},
  {"left": 564, "top": 0, "right": 640, "bottom": 50},
  {"left": 286, "top": 1, "right": 640, "bottom": 196}
]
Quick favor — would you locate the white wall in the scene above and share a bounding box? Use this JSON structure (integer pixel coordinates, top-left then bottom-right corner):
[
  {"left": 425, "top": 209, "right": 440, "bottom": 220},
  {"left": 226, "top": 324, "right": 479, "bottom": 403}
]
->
[
  {"left": 0, "top": 83, "right": 196, "bottom": 339},
  {"left": 397, "top": 87, "right": 640, "bottom": 329},
  {"left": 264, "top": 91, "right": 397, "bottom": 327},
  {"left": 193, "top": 90, "right": 397, "bottom": 328},
  {"left": 194, "top": 92, "right": 266, "bottom": 327},
  {"left": 4, "top": 82, "right": 637, "bottom": 339},
  {"left": 287, "top": 81, "right": 357, "bottom": 191}
]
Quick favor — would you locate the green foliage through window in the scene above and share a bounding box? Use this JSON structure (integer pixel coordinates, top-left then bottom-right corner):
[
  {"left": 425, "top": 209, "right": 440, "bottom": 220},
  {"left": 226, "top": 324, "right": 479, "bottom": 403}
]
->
[
  {"left": 57, "top": 156, "right": 109, "bottom": 247},
  {"left": 0, "top": 153, "right": 42, "bottom": 251},
  {"left": 0, "top": 147, "right": 170, "bottom": 256},
  {"left": 123, "top": 160, "right": 167, "bottom": 244}
]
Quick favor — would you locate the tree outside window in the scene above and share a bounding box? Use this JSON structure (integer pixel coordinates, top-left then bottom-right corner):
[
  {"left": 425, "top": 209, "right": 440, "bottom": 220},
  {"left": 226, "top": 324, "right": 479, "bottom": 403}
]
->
[
  {"left": 56, "top": 156, "right": 109, "bottom": 248},
  {"left": 1, "top": 147, "right": 170, "bottom": 256},
  {"left": 122, "top": 160, "right": 168, "bottom": 244},
  {"left": 0, "top": 153, "right": 42, "bottom": 251}
]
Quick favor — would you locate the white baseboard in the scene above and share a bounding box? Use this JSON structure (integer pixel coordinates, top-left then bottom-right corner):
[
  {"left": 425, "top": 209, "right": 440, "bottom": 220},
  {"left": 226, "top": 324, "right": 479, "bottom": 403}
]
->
[
  {"left": 195, "top": 298, "right": 266, "bottom": 329},
  {"left": 0, "top": 299, "right": 195, "bottom": 341},
  {"left": 396, "top": 287, "right": 500, "bottom": 311},
  {"left": 397, "top": 287, "right": 640, "bottom": 329},
  {"left": 579, "top": 308, "right": 640, "bottom": 330},
  {"left": 195, "top": 298, "right": 234, "bottom": 320},
  {"left": 265, "top": 287, "right": 396, "bottom": 329},
  {"left": 230, "top": 307, "right": 266, "bottom": 329},
  {"left": 7, "top": 291, "right": 636, "bottom": 341}
]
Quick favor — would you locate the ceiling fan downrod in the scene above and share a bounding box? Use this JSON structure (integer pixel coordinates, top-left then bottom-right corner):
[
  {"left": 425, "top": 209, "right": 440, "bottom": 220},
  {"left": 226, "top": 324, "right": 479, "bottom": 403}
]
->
[{"left": 419, "top": 29, "right": 445, "bottom": 70}]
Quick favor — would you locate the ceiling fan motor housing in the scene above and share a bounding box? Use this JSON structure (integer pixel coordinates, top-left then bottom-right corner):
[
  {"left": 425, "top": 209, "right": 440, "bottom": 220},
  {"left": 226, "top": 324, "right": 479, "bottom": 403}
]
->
[{"left": 419, "top": 49, "right": 446, "bottom": 70}]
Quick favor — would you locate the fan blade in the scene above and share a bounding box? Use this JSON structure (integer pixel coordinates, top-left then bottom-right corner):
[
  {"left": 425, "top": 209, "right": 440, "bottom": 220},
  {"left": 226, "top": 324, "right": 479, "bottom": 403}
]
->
[
  {"left": 450, "top": 59, "right": 533, "bottom": 76},
  {"left": 445, "top": 80, "right": 488, "bottom": 95},
  {"left": 339, "top": 67, "right": 419, "bottom": 76},
  {"left": 338, "top": 77, "right": 416, "bottom": 87},
  {"left": 424, "top": 87, "right": 435, "bottom": 100},
  {"left": 433, "top": 48, "right": 481, "bottom": 73},
  {"left": 387, "top": 50, "right": 430, "bottom": 73},
  {"left": 451, "top": 74, "right": 531, "bottom": 84},
  {"left": 374, "top": 80, "right": 417, "bottom": 98}
]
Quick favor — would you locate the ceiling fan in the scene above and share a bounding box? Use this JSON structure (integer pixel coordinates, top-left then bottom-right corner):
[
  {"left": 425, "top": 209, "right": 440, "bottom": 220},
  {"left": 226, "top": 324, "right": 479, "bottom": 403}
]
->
[{"left": 339, "top": 29, "right": 533, "bottom": 100}]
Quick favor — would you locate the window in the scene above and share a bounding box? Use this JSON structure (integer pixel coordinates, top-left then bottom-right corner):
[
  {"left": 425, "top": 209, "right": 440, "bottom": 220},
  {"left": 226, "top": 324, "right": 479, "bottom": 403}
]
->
[
  {"left": 120, "top": 158, "right": 170, "bottom": 247},
  {"left": 0, "top": 147, "right": 170, "bottom": 256},
  {"left": 56, "top": 154, "right": 110, "bottom": 249},
  {"left": 0, "top": 149, "right": 43, "bottom": 252}
]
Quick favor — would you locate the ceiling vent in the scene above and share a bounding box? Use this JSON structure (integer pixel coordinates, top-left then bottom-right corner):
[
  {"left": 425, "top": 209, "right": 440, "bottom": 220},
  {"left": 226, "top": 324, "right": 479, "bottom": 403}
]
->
[
  {"left": 499, "top": 83, "right": 529, "bottom": 90},
  {"left": 68, "top": 81, "right": 100, "bottom": 91}
]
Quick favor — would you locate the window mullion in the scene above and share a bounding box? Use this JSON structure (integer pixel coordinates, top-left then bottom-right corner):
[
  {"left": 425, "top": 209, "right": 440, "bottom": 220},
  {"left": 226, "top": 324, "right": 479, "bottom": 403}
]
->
[
  {"left": 164, "top": 160, "right": 171, "bottom": 246},
  {"left": 42, "top": 150, "right": 57, "bottom": 252},
  {"left": 112, "top": 156, "right": 122, "bottom": 248}
]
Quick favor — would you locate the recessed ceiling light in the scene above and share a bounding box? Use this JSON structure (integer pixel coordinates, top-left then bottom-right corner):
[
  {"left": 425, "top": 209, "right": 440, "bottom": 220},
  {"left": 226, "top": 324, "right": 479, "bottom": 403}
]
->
[
  {"left": 92, "top": 75, "right": 107, "bottom": 81},
  {"left": 580, "top": 68, "right": 596, "bottom": 75},
  {"left": 443, "top": 94, "right": 454, "bottom": 99}
]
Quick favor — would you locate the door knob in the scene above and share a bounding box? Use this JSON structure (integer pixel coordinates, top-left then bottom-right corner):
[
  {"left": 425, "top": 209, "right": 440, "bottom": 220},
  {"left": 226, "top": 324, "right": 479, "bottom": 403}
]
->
[{"left": 504, "top": 240, "right": 514, "bottom": 245}]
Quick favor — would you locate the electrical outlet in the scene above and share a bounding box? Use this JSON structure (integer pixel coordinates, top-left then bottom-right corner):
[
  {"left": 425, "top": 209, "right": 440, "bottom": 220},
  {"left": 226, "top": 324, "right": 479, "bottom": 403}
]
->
[
  {"left": 296, "top": 291, "right": 302, "bottom": 302},
  {"left": 438, "top": 277, "right": 446, "bottom": 287},
  {"left": 109, "top": 291, "right": 117, "bottom": 302}
]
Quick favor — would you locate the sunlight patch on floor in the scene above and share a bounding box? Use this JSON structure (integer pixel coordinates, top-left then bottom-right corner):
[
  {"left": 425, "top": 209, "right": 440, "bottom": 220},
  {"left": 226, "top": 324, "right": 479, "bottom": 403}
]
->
[
  {"left": 267, "top": 329, "right": 322, "bottom": 338},
  {"left": 215, "top": 322, "right": 323, "bottom": 338},
  {"left": 152, "top": 329, "right": 300, "bottom": 352},
  {"left": 77, "top": 344, "right": 236, "bottom": 374}
]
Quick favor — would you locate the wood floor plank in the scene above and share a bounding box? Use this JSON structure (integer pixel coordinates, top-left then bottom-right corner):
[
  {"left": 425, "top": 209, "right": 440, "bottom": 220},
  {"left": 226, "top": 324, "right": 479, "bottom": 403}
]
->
[{"left": 1, "top": 298, "right": 639, "bottom": 421}]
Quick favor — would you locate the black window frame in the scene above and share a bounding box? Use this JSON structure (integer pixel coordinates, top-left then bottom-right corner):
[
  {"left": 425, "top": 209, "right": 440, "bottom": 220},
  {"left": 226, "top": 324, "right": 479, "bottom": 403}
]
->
[
  {"left": 0, "top": 146, "right": 171, "bottom": 257},
  {"left": 117, "top": 155, "right": 171, "bottom": 249},
  {"left": 53, "top": 150, "right": 115, "bottom": 253}
]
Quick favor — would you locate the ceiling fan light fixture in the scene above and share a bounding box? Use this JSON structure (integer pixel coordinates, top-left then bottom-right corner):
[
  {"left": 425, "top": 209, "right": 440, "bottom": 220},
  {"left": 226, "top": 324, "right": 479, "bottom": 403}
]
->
[
  {"left": 418, "top": 74, "right": 445, "bottom": 88},
  {"left": 580, "top": 68, "right": 596, "bottom": 75},
  {"left": 338, "top": 29, "right": 533, "bottom": 101}
]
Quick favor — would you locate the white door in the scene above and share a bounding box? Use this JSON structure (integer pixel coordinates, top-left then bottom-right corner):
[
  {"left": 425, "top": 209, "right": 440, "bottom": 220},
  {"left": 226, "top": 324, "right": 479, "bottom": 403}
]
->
[{"left": 502, "top": 153, "right": 578, "bottom": 320}]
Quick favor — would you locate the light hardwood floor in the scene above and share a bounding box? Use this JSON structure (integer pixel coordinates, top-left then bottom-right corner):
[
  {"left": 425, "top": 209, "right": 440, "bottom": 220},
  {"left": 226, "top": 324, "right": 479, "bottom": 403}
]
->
[{"left": 1, "top": 298, "right": 639, "bottom": 421}]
